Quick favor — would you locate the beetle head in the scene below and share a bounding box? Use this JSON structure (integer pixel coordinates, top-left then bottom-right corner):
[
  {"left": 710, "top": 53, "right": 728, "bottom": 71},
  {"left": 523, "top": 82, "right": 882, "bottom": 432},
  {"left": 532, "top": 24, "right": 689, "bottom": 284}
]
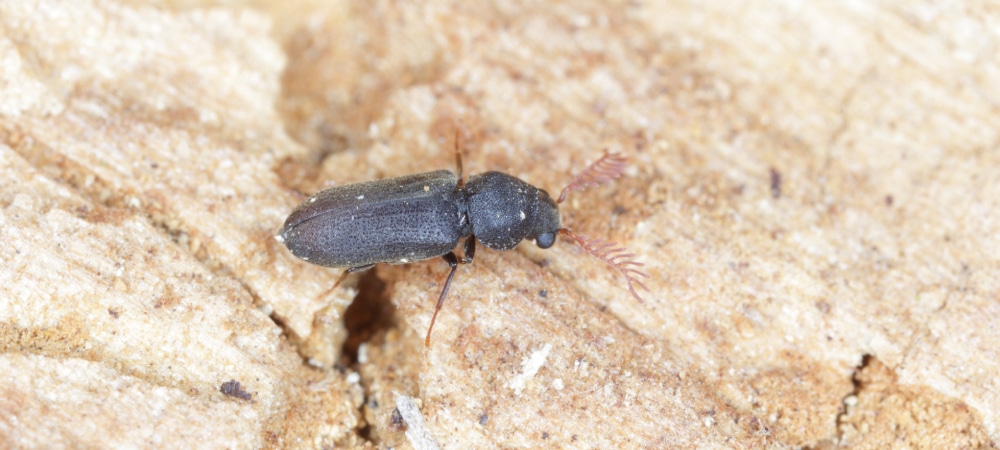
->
[{"left": 531, "top": 189, "right": 560, "bottom": 249}]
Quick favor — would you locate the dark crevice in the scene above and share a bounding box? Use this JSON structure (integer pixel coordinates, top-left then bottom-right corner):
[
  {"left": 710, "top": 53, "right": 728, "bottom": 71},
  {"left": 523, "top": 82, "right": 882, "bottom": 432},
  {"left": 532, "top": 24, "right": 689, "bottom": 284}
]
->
[
  {"left": 804, "top": 353, "right": 873, "bottom": 450},
  {"left": 265, "top": 309, "right": 302, "bottom": 350},
  {"left": 338, "top": 268, "right": 399, "bottom": 443},
  {"left": 834, "top": 353, "right": 873, "bottom": 444},
  {"left": 341, "top": 269, "right": 397, "bottom": 364}
]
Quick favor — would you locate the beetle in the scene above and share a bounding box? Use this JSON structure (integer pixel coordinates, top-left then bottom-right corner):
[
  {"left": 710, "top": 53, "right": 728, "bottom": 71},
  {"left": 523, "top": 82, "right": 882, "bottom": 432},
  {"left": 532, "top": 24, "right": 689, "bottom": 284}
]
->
[{"left": 277, "top": 141, "right": 649, "bottom": 346}]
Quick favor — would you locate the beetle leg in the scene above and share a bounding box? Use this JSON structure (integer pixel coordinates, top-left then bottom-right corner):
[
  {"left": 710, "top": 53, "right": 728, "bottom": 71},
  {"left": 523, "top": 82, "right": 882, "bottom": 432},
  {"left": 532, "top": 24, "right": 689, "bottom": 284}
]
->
[
  {"left": 425, "top": 237, "right": 475, "bottom": 347},
  {"left": 323, "top": 264, "right": 375, "bottom": 298},
  {"left": 426, "top": 252, "right": 459, "bottom": 347},
  {"left": 461, "top": 236, "right": 476, "bottom": 264},
  {"left": 454, "top": 130, "right": 465, "bottom": 188},
  {"left": 341, "top": 264, "right": 376, "bottom": 286}
]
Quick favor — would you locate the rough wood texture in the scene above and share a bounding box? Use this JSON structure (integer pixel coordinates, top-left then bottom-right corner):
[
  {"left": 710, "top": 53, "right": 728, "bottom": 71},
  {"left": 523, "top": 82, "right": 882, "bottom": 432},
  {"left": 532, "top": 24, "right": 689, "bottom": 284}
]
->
[{"left": 1, "top": 0, "right": 997, "bottom": 448}]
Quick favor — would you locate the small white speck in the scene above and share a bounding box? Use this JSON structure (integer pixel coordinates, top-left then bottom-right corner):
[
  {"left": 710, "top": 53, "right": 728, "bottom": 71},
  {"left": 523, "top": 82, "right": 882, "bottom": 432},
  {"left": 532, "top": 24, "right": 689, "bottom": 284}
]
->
[
  {"left": 519, "top": 211, "right": 525, "bottom": 220},
  {"left": 399, "top": 258, "right": 409, "bottom": 263},
  {"left": 553, "top": 379, "right": 564, "bottom": 390},
  {"left": 424, "top": 185, "right": 430, "bottom": 192},
  {"left": 308, "top": 377, "right": 333, "bottom": 392},
  {"left": 356, "top": 194, "right": 365, "bottom": 200},
  {"left": 358, "top": 343, "right": 369, "bottom": 364},
  {"left": 508, "top": 343, "right": 552, "bottom": 395},
  {"left": 346, "top": 372, "right": 360, "bottom": 384},
  {"left": 274, "top": 234, "right": 285, "bottom": 243},
  {"left": 302, "top": 257, "right": 309, "bottom": 261},
  {"left": 309, "top": 197, "right": 316, "bottom": 203}
]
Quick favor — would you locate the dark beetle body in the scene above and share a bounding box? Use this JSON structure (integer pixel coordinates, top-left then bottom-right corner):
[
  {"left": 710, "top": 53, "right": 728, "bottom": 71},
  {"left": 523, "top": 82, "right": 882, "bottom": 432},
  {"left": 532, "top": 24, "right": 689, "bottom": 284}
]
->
[
  {"left": 280, "top": 170, "right": 467, "bottom": 268},
  {"left": 279, "top": 169, "right": 561, "bottom": 269},
  {"left": 278, "top": 150, "right": 646, "bottom": 347}
]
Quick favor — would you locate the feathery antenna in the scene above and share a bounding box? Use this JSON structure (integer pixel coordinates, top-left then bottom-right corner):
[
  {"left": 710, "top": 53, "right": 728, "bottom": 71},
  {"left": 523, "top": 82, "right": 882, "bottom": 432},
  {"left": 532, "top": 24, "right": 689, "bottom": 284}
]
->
[
  {"left": 559, "top": 228, "right": 650, "bottom": 303},
  {"left": 558, "top": 151, "right": 628, "bottom": 204}
]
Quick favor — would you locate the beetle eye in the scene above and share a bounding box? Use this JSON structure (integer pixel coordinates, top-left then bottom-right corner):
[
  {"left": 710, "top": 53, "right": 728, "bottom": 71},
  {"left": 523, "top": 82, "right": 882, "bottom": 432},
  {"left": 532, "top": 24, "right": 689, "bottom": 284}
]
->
[{"left": 536, "top": 232, "right": 556, "bottom": 249}]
